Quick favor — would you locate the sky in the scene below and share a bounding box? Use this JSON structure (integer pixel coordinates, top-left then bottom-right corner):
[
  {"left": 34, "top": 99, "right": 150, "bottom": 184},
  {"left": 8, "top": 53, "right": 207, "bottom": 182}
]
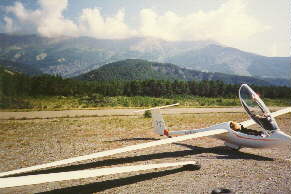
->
[{"left": 0, "top": 0, "right": 289, "bottom": 57}]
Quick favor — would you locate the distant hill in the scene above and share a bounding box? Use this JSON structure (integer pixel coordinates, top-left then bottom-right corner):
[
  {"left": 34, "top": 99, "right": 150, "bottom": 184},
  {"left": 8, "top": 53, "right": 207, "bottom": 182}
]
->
[
  {"left": 0, "top": 59, "right": 42, "bottom": 76},
  {"left": 168, "top": 44, "right": 290, "bottom": 79},
  {"left": 0, "top": 33, "right": 289, "bottom": 80},
  {"left": 77, "top": 59, "right": 290, "bottom": 87}
]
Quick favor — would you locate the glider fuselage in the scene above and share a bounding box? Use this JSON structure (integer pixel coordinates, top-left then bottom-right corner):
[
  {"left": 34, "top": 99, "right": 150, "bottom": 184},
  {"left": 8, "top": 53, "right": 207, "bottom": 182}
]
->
[
  {"left": 168, "top": 121, "right": 291, "bottom": 150},
  {"left": 217, "top": 122, "right": 289, "bottom": 149}
]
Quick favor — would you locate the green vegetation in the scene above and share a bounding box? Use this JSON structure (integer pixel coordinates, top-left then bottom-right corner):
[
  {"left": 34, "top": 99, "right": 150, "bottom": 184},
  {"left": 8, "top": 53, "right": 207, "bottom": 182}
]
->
[
  {"left": 1, "top": 95, "right": 290, "bottom": 111},
  {"left": 78, "top": 59, "right": 172, "bottom": 81},
  {"left": 144, "top": 110, "right": 152, "bottom": 118},
  {"left": 77, "top": 59, "right": 290, "bottom": 87},
  {"left": 1, "top": 67, "right": 290, "bottom": 110}
]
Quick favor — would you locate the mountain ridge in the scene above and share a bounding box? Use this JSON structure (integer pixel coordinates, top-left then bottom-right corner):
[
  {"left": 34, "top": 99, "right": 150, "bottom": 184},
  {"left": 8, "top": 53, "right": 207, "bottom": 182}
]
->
[
  {"left": 76, "top": 59, "right": 290, "bottom": 87},
  {"left": 0, "top": 59, "right": 42, "bottom": 76},
  {"left": 0, "top": 33, "right": 289, "bottom": 80}
]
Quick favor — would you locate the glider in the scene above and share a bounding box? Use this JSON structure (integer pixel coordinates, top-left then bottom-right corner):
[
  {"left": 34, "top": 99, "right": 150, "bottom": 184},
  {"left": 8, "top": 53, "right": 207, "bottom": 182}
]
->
[{"left": 0, "top": 84, "right": 290, "bottom": 189}]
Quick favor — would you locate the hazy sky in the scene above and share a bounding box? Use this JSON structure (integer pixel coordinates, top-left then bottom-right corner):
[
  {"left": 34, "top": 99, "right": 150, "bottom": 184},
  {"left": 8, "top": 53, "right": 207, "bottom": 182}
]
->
[{"left": 0, "top": 0, "right": 289, "bottom": 57}]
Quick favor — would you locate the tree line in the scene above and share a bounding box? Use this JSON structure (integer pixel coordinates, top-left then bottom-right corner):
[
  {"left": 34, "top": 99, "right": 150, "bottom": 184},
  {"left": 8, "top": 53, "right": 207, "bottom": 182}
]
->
[{"left": 1, "top": 68, "right": 290, "bottom": 99}]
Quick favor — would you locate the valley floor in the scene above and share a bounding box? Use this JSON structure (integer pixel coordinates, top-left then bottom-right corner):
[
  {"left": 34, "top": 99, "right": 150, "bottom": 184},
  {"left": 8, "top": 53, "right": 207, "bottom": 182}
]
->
[{"left": 0, "top": 111, "right": 290, "bottom": 193}]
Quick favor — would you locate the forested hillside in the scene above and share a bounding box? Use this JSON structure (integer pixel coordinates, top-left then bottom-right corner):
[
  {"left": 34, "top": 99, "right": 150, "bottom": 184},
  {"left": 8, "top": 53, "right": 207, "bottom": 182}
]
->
[
  {"left": 77, "top": 59, "right": 290, "bottom": 87},
  {"left": 0, "top": 59, "right": 42, "bottom": 76},
  {"left": 1, "top": 66, "right": 290, "bottom": 110},
  {"left": 1, "top": 66, "right": 290, "bottom": 99}
]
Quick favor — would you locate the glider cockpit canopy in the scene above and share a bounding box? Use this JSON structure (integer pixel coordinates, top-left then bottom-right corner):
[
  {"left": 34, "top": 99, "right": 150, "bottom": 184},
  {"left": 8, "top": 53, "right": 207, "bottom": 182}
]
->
[{"left": 239, "top": 84, "right": 279, "bottom": 131}]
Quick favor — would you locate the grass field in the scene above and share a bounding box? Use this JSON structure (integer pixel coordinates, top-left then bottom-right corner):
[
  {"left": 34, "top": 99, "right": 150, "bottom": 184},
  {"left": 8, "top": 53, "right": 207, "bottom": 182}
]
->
[{"left": 1, "top": 95, "right": 290, "bottom": 111}]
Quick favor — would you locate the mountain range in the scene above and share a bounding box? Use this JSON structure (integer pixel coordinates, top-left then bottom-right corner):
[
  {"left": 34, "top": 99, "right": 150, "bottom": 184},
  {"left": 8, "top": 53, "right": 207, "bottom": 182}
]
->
[{"left": 0, "top": 33, "right": 289, "bottom": 80}]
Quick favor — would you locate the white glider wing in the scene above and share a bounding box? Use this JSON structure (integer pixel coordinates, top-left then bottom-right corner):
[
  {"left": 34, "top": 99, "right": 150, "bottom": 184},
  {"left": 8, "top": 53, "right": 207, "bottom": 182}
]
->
[
  {"left": 0, "top": 161, "right": 196, "bottom": 188},
  {"left": 0, "top": 129, "right": 227, "bottom": 177}
]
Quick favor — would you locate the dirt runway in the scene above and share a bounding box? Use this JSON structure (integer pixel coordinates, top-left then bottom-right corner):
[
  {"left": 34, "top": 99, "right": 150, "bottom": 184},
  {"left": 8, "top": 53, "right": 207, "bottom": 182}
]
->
[{"left": 0, "top": 107, "right": 286, "bottom": 120}]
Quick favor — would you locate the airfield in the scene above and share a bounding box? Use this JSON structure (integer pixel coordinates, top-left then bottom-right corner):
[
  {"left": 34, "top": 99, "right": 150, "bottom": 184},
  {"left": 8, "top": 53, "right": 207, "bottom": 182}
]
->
[{"left": 0, "top": 108, "right": 290, "bottom": 193}]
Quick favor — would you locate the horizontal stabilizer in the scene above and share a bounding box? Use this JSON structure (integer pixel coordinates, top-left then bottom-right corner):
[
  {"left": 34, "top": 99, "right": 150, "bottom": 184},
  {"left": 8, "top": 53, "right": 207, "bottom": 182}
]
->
[
  {"left": 134, "top": 103, "right": 179, "bottom": 113},
  {"left": 0, "top": 161, "right": 197, "bottom": 188}
]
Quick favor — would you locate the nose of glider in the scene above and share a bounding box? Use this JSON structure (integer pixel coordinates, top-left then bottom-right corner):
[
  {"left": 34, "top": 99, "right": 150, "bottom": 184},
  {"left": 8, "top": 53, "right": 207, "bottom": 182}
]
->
[{"left": 272, "top": 130, "right": 291, "bottom": 143}]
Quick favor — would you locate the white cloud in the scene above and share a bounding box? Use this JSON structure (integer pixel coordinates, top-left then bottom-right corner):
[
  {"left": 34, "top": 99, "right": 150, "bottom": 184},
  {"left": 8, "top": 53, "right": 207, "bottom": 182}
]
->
[
  {"left": 270, "top": 43, "right": 278, "bottom": 57},
  {"left": 3, "top": 0, "right": 268, "bottom": 46},
  {"left": 4, "top": 0, "right": 136, "bottom": 39},
  {"left": 3, "top": 16, "right": 14, "bottom": 33},
  {"left": 38, "top": 0, "right": 67, "bottom": 16},
  {"left": 36, "top": 0, "right": 78, "bottom": 37},
  {"left": 6, "top": 0, "right": 78, "bottom": 37},
  {"left": 79, "top": 8, "right": 137, "bottom": 39},
  {"left": 139, "top": 0, "right": 270, "bottom": 45},
  {"left": 6, "top": 2, "right": 41, "bottom": 25}
]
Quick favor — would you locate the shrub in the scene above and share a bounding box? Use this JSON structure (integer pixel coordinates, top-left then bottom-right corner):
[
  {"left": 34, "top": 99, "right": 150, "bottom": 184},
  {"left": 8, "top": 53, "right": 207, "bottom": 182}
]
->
[{"left": 144, "top": 110, "right": 152, "bottom": 118}]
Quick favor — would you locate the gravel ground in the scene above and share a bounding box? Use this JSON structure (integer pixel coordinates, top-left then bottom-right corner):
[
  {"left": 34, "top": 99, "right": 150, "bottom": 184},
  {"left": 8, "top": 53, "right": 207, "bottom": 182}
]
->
[
  {"left": 0, "top": 107, "right": 286, "bottom": 120},
  {"left": 0, "top": 111, "right": 290, "bottom": 194}
]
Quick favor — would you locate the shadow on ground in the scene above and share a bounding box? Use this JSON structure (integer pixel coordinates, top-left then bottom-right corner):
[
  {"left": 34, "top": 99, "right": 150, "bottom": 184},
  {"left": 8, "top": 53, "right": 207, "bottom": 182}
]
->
[
  {"left": 104, "top": 137, "right": 160, "bottom": 142},
  {"left": 173, "top": 143, "right": 273, "bottom": 161},
  {"left": 37, "top": 166, "right": 191, "bottom": 194}
]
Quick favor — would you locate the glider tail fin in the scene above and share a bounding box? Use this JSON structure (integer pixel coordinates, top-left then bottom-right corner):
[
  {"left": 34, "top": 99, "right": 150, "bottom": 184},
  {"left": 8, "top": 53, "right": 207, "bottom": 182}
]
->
[
  {"left": 151, "top": 108, "right": 168, "bottom": 136},
  {"left": 134, "top": 103, "right": 178, "bottom": 136}
]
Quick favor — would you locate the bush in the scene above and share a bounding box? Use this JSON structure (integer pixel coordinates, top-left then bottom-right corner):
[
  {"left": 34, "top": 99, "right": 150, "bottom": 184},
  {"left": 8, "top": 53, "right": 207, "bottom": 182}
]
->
[{"left": 144, "top": 110, "right": 152, "bottom": 118}]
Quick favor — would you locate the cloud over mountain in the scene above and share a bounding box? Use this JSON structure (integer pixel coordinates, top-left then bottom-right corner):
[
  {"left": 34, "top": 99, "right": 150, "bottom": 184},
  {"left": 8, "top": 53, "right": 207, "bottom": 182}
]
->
[
  {"left": 3, "top": 0, "right": 269, "bottom": 45},
  {"left": 78, "top": 8, "right": 137, "bottom": 39},
  {"left": 5, "top": 0, "right": 78, "bottom": 37},
  {"left": 139, "top": 0, "right": 269, "bottom": 45}
]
